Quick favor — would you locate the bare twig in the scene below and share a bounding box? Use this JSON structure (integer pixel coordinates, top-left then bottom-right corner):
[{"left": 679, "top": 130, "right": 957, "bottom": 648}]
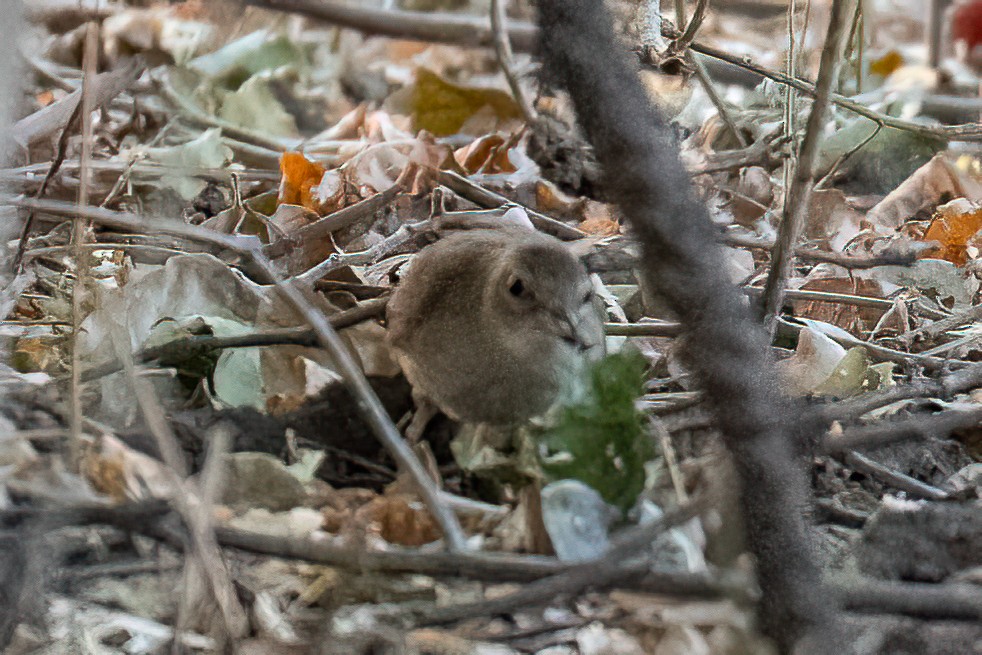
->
[
  {"left": 436, "top": 170, "right": 584, "bottom": 239},
  {"left": 5, "top": 197, "right": 258, "bottom": 251},
  {"left": 67, "top": 23, "right": 99, "bottom": 472},
  {"left": 80, "top": 296, "right": 390, "bottom": 382},
  {"left": 777, "top": 319, "right": 957, "bottom": 371},
  {"left": 838, "top": 577, "right": 982, "bottom": 621},
  {"left": 685, "top": 40, "right": 982, "bottom": 141},
  {"left": 815, "top": 360, "right": 982, "bottom": 424},
  {"left": 263, "top": 183, "right": 404, "bottom": 258},
  {"left": 676, "top": 0, "right": 709, "bottom": 51},
  {"left": 108, "top": 319, "right": 249, "bottom": 641},
  {"left": 841, "top": 451, "right": 949, "bottom": 500},
  {"left": 759, "top": 0, "right": 856, "bottom": 331},
  {"left": 898, "top": 304, "right": 982, "bottom": 346},
  {"left": 9, "top": 56, "right": 144, "bottom": 148},
  {"left": 721, "top": 232, "right": 917, "bottom": 269},
  {"left": 926, "top": 0, "right": 948, "bottom": 69},
  {"left": 689, "top": 54, "right": 749, "bottom": 148},
  {"left": 242, "top": 0, "right": 538, "bottom": 50},
  {"left": 823, "top": 405, "right": 982, "bottom": 453},
  {"left": 396, "top": 499, "right": 704, "bottom": 626},
  {"left": 490, "top": 0, "right": 536, "bottom": 124}
]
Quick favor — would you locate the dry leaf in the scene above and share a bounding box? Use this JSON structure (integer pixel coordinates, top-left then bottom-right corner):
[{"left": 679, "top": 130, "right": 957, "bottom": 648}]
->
[
  {"left": 869, "top": 50, "right": 904, "bottom": 77},
  {"left": 278, "top": 152, "right": 328, "bottom": 211},
  {"left": 453, "top": 133, "right": 519, "bottom": 174},
  {"left": 408, "top": 68, "right": 522, "bottom": 137},
  {"left": 793, "top": 276, "right": 887, "bottom": 332},
  {"left": 578, "top": 200, "right": 620, "bottom": 236},
  {"left": 363, "top": 493, "right": 440, "bottom": 547},
  {"left": 866, "top": 154, "right": 964, "bottom": 229},
  {"left": 729, "top": 166, "right": 774, "bottom": 227},
  {"left": 804, "top": 188, "right": 865, "bottom": 252},
  {"left": 922, "top": 198, "right": 982, "bottom": 265}
]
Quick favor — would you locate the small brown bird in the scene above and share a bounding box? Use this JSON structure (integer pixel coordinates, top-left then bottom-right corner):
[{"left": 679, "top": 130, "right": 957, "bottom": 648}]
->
[{"left": 386, "top": 228, "right": 605, "bottom": 426}]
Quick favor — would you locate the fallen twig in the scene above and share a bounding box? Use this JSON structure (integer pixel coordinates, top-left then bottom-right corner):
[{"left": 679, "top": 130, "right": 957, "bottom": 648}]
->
[
  {"left": 436, "top": 170, "right": 584, "bottom": 239},
  {"left": 823, "top": 405, "right": 982, "bottom": 453},
  {"left": 838, "top": 577, "right": 982, "bottom": 621}
]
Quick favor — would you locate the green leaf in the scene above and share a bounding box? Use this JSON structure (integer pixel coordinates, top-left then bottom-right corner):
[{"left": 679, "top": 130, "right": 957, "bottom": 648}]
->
[
  {"left": 190, "top": 30, "right": 307, "bottom": 86},
  {"left": 218, "top": 76, "right": 299, "bottom": 138},
  {"left": 536, "top": 350, "right": 653, "bottom": 512}
]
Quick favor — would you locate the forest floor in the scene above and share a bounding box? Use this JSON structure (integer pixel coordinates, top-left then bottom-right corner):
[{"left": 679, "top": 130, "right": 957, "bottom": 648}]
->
[{"left": 0, "top": 0, "right": 980, "bottom": 653}]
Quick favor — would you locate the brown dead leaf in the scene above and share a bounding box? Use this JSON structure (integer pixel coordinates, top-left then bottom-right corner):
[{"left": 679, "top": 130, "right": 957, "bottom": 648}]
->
[
  {"left": 82, "top": 435, "right": 178, "bottom": 502},
  {"left": 578, "top": 200, "right": 620, "bottom": 236},
  {"left": 35, "top": 90, "right": 55, "bottom": 107},
  {"left": 793, "top": 276, "right": 887, "bottom": 332},
  {"left": 536, "top": 179, "right": 583, "bottom": 218},
  {"left": 363, "top": 494, "right": 440, "bottom": 547},
  {"left": 805, "top": 188, "right": 865, "bottom": 251},
  {"left": 922, "top": 198, "right": 982, "bottom": 265},
  {"left": 866, "top": 154, "right": 964, "bottom": 229},
  {"left": 729, "top": 166, "right": 774, "bottom": 226},
  {"left": 81, "top": 441, "right": 129, "bottom": 502},
  {"left": 453, "top": 132, "right": 520, "bottom": 175},
  {"left": 320, "top": 487, "right": 378, "bottom": 535},
  {"left": 12, "top": 337, "right": 62, "bottom": 373}
]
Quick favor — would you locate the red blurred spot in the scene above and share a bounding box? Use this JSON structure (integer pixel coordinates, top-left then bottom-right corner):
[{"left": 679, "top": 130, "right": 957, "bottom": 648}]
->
[{"left": 953, "top": 0, "right": 982, "bottom": 51}]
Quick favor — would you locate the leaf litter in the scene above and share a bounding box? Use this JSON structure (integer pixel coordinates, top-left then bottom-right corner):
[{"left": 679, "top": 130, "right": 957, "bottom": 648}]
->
[{"left": 1, "top": 0, "right": 981, "bottom": 653}]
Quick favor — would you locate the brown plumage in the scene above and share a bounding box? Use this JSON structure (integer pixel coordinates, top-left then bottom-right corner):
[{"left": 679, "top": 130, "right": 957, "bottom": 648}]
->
[{"left": 386, "top": 228, "right": 605, "bottom": 425}]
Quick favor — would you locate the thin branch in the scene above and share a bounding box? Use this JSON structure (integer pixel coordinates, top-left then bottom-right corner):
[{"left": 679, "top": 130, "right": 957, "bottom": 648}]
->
[
  {"left": 823, "top": 405, "right": 982, "bottom": 453},
  {"left": 676, "top": 0, "right": 710, "bottom": 51},
  {"left": 838, "top": 577, "right": 982, "bottom": 621},
  {"left": 5, "top": 197, "right": 255, "bottom": 251},
  {"left": 841, "top": 451, "right": 949, "bottom": 500},
  {"left": 814, "top": 359, "right": 982, "bottom": 424},
  {"left": 241, "top": 0, "right": 538, "bottom": 50},
  {"left": 689, "top": 54, "right": 749, "bottom": 148},
  {"left": 67, "top": 23, "right": 99, "bottom": 473},
  {"left": 489, "top": 0, "right": 536, "bottom": 124},
  {"left": 80, "top": 296, "right": 390, "bottom": 382},
  {"left": 109, "top": 318, "right": 249, "bottom": 640},
  {"left": 263, "top": 183, "right": 405, "bottom": 258},
  {"left": 685, "top": 40, "right": 982, "bottom": 141},
  {"left": 436, "top": 170, "right": 584, "bottom": 239},
  {"left": 393, "top": 499, "right": 705, "bottom": 627},
  {"left": 759, "top": 0, "right": 856, "bottom": 330}
]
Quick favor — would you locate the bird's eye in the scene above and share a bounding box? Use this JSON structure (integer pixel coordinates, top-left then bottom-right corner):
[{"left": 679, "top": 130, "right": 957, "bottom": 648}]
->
[
  {"left": 581, "top": 290, "right": 593, "bottom": 304},
  {"left": 509, "top": 278, "right": 526, "bottom": 297}
]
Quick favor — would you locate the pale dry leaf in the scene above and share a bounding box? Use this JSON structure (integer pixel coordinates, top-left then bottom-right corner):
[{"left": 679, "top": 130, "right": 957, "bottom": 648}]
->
[{"left": 866, "top": 154, "right": 966, "bottom": 230}]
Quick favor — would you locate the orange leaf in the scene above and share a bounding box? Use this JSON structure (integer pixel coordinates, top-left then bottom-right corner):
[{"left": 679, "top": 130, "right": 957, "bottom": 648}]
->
[
  {"left": 578, "top": 200, "right": 620, "bottom": 236},
  {"left": 922, "top": 201, "right": 982, "bottom": 265},
  {"left": 869, "top": 50, "right": 904, "bottom": 77},
  {"left": 278, "top": 152, "right": 326, "bottom": 211},
  {"left": 366, "top": 494, "right": 440, "bottom": 547}
]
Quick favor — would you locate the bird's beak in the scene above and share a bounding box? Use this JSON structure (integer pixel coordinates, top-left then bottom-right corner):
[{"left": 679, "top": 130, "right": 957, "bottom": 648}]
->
[{"left": 558, "top": 313, "right": 595, "bottom": 353}]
